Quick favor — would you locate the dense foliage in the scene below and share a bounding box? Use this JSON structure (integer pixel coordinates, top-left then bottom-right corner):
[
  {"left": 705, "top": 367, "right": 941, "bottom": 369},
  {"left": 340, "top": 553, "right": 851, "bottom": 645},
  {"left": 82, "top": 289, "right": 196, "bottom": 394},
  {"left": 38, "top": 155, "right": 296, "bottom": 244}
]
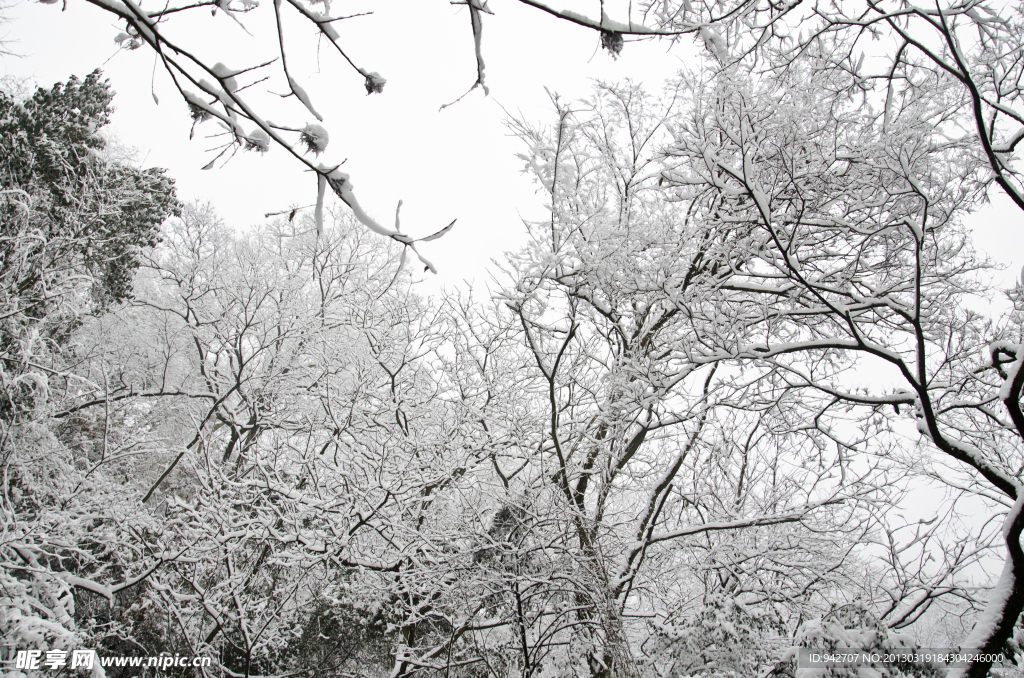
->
[{"left": 0, "top": 71, "right": 177, "bottom": 417}]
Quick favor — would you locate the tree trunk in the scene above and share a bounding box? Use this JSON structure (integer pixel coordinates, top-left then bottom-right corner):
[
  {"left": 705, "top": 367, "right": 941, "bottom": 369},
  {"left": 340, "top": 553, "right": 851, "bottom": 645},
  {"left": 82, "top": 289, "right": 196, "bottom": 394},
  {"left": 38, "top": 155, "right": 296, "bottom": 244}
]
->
[{"left": 955, "top": 495, "right": 1024, "bottom": 678}]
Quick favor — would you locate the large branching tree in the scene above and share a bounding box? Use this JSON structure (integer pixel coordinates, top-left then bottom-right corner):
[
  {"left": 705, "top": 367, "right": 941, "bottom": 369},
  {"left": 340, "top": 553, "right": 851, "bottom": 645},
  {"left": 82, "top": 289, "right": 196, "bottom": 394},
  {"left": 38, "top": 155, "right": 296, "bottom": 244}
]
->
[
  {"left": 81, "top": 203, "right": 494, "bottom": 676},
  {"left": 659, "top": 53, "right": 1022, "bottom": 676},
  {"left": 441, "top": 83, "right": 913, "bottom": 678}
]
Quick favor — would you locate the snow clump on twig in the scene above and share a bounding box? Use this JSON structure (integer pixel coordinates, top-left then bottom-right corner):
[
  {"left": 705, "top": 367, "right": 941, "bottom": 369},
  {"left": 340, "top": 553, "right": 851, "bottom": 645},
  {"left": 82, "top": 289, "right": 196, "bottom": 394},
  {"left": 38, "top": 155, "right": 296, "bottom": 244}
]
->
[
  {"left": 364, "top": 72, "right": 386, "bottom": 94},
  {"left": 246, "top": 129, "right": 271, "bottom": 153},
  {"left": 300, "top": 124, "right": 329, "bottom": 154}
]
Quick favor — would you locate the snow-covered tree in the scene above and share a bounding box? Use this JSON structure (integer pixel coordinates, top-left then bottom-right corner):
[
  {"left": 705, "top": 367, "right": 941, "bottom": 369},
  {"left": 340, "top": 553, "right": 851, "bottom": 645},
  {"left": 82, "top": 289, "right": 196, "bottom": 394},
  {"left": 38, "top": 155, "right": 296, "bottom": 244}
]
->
[
  {"left": 0, "top": 70, "right": 177, "bottom": 417},
  {"left": 443, "top": 82, "right": 907, "bottom": 678},
  {"left": 719, "top": 0, "right": 1024, "bottom": 217},
  {"left": 658, "top": 54, "right": 1023, "bottom": 677},
  {"left": 0, "top": 73, "right": 179, "bottom": 666},
  {"left": 10, "top": 187, "right": 679, "bottom": 677},
  {"left": 60, "top": 202, "right": 530, "bottom": 676}
]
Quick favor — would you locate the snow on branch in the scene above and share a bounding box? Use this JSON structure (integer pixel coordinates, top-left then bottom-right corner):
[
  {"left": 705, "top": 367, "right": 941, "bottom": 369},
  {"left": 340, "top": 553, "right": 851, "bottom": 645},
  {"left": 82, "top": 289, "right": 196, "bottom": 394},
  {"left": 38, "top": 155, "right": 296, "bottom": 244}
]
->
[
  {"left": 645, "top": 495, "right": 850, "bottom": 545},
  {"left": 514, "top": 0, "right": 692, "bottom": 34},
  {"left": 75, "top": 0, "right": 462, "bottom": 267}
]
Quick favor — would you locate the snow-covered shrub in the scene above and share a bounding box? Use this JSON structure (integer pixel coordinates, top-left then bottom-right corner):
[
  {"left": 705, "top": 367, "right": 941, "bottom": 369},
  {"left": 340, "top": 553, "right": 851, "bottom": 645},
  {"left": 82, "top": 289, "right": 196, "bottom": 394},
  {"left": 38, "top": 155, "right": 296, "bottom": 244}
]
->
[
  {"left": 646, "top": 591, "right": 787, "bottom": 678},
  {"left": 772, "top": 605, "right": 944, "bottom": 678}
]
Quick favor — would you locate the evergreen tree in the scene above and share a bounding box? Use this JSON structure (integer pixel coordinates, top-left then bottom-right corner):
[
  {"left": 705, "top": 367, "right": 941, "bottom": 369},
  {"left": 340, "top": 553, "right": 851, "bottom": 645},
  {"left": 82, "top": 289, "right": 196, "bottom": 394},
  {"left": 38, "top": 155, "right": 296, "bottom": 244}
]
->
[{"left": 0, "top": 70, "right": 178, "bottom": 418}]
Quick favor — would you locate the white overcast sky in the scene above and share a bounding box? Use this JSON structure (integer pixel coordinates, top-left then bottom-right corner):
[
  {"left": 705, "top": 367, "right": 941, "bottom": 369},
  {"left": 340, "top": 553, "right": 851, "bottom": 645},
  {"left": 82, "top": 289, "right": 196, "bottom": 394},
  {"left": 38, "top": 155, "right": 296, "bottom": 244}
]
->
[
  {"left": 2, "top": 0, "right": 693, "bottom": 291},
  {"left": 2, "top": 0, "right": 1021, "bottom": 292}
]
